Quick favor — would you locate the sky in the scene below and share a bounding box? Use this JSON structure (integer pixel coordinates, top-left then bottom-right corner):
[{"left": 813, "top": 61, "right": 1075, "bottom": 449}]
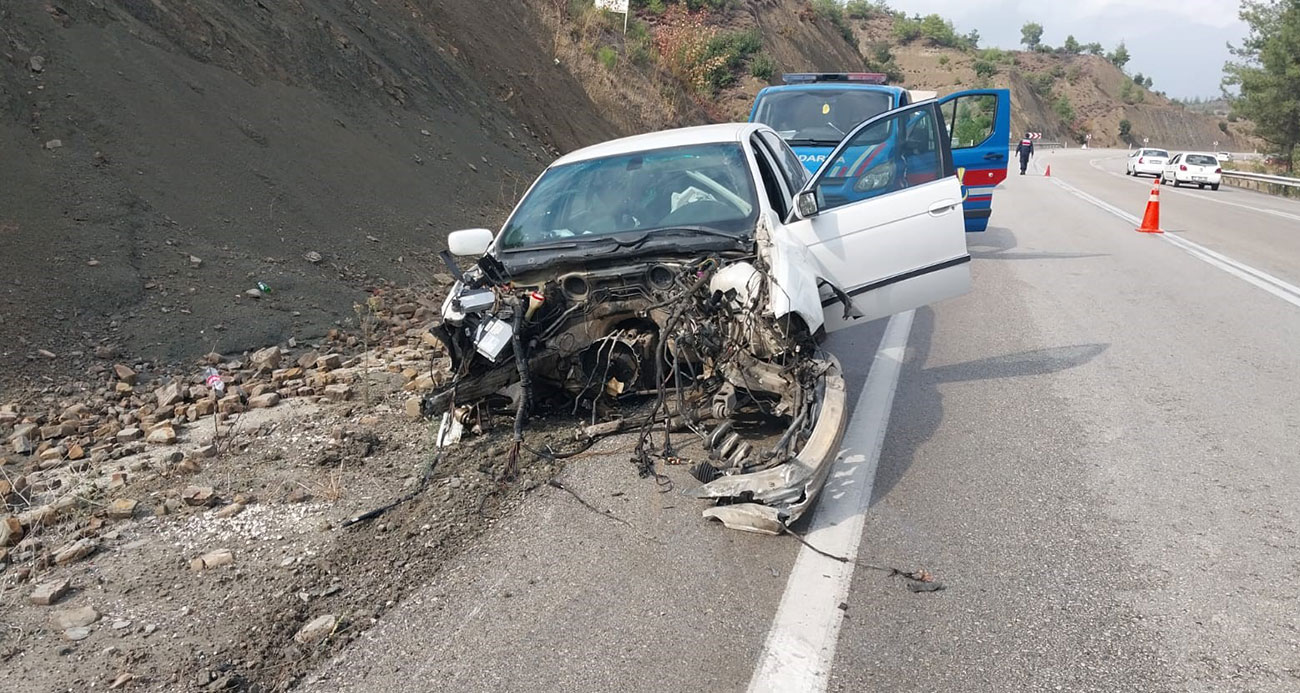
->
[{"left": 883, "top": 0, "right": 1249, "bottom": 98}]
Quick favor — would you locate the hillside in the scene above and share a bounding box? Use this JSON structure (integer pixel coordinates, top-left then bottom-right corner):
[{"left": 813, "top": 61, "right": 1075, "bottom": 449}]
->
[
  {"left": 0, "top": 0, "right": 1248, "bottom": 386},
  {"left": 845, "top": 9, "right": 1250, "bottom": 149}
]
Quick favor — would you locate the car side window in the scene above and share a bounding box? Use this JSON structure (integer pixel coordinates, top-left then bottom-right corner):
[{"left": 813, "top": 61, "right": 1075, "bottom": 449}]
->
[
  {"left": 942, "top": 94, "right": 997, "bottom": 149},
  {"left": 812, "top": 103, "right": 948, "bottom": 211},
  {"left": 757, "top": 130, "right": 809, "bottom": 191}
]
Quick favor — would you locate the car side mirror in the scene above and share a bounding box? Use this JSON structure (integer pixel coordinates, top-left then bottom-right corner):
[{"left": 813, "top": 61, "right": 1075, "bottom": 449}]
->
[
  {"left": 794, "top": 190, "right": 819, "bottom": 219},
  {"left": 447, "top": 228, "right": 494, "bottom": 257}
]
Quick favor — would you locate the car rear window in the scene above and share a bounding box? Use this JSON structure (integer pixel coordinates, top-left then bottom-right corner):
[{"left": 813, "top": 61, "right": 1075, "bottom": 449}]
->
[
  {"left": 1186, "top": 154, "right": 1218, "bottom": 166},
  {"left": 1144, "top": 149, "right": 1169, "bottom": 157}
]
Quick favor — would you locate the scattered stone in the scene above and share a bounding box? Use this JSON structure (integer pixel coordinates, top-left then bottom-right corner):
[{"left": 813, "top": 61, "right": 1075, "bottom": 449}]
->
[
  {"left": 297, "top": 351, "right": 321, "bottom": 369},
  {"left": 189, "top": 548, "right": 234, "bottom": 571},
  {"left": 95, "top": 345, "right": 118, "bottom": 359},
  {"left": 112, "top": 364, "right": 137, "bottom": 384},
  {"left": 142, "top": 624, "right": 157, "bottom": 637},
  {"left": 285, "top": 487, "right": 312, "bottom": 504},
  {"left": 181, "top": 485, "right": 215, "bottom": 507},
  {"left": 217, "top": 395, "right": 244, "bottom": 414},
  {"left": 30, "top": 578, "right": 71, "bottom": 605},
  {"left": 177, "top": 458, "right": 203, "bottom": 474},
  {"left": 405, "top": 397, "right": 424, "bottom": 421},
  {"left": 244, "top": 288, "right": 263, "bottom": 299},
  {"left": 294, "top": 614, "right": 337, "bottom": 644},
  {"left": 45, "top": 139, "right": 63, "bottom": 150},
  {"left": 38, "top": 348, "right": 58, "bottom": 359},
  {"left": 12, "top": 434, "right": 35, "bottom": 455},
  {"left": 316, "top": 354, "right": 342, "bottom": 370},
  {"left": 106, "top": 498, "right": 138, "bottom": 520},
  {"left": 251, "top": 346, "right": 282, "bottom": 370},
  {"left": 194, "top": 444, "right": 218, "bottom": 458},
  {"left": 52, "top": 605, "right": 100, "bottom": 629},
  {"left": 111, "top": 619, "right": 132, "bottom": 630},
  {"left": 30, "top": 55, "right": 45, "bottom": 72},
  {"left": 304, "top": 251, "right": 323, "bottom": 264},
  {"left": 249, "top": 392, "right": 281, "bottom": 409},
  {"left": 146, "top": 426, "right": 177, "bottom": 445},
  {"left": 323, "top": 384, "right": 351, "bottom": 402},
  {"left": 214, "top": 502, "right": 244, "bottom": 519},
  {"left": 41, "top": 421, "right": 76, "bottom": 440},
  {"left": 54, "top": 538, "right": 98, "bottom": 565},
  {"left": 114, "top": 382, "right": 134, "bottom": 395},
  {"left": 189, "top": 255, "right": 202, "bottom": 268},
  {"left": 64, "top": 626, "right": 93, "bottom": 641},
  {"left": 116, "top": 427, "right": 143, "bottom": 443},
  {"left": 109, "top": 672, "right": 134, "bottom": 689},
  {"left": 66, "top": 444, "right": 86, "bottom": 460},
  {"left": 155, "top": 381, "right": 185, "bottom": 408}
]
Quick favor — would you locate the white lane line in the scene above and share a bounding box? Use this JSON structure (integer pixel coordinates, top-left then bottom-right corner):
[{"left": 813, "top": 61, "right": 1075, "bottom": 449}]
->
[
  {"left": 748, "top": 310, "right": 914, "bottom": 693},
  {"left": 1052, "top": 176, "right": 1300, "bottom": 309},
  {"left": 1087, "top": 157, "right": 1300, "bottom": 223}
]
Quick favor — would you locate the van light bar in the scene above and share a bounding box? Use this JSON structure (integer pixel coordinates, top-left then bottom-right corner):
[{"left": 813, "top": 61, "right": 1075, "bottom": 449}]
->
[{"left": 781, "top": 72, "right": 888, "bottom": 85}]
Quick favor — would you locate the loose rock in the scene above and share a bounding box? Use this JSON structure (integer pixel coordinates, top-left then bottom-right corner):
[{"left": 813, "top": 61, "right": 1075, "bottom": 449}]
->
[
  {"left": 249, "top": 392, "right": 281, "bottom": 409},
  {"left": 182, "top": 485, "right": 215, "bottom": 507},
  {"left": 294, "top": 614, "right": 337, "bottom": 644},
  {"left": 52, "top": 605, "right": 100, "bottom": 629},
  {"left": 146, "top": 426, "right": 177, "bottom": 445},
  {"left": 190, "top": 548, "right": 234, "bottom": 571},
  {"left": 30, "top": 577, "right": 71, "bottom": 605},
  {"left": 106, "top": 498, "right": 138, "bottom": 520},
  {"left": 54, "top": 537, "right": 98, "bottom": 565}
]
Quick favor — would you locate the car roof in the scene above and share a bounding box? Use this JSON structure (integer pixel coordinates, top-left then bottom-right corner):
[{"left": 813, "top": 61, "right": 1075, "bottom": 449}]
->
[
  {"left": 756, "top": 83, "right": 907, "bottom": 97},
  {"left": 553, "top": 123, "right": 766, "bottom": 166},
  {"left": 1180, "top": 151, "right": 1219, "bottom": 157}
]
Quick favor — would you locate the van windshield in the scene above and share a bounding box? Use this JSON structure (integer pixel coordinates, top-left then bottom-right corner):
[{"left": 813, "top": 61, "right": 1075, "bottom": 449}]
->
[{"left": 752, "top": 89, "right": 894, "bottom": 145}]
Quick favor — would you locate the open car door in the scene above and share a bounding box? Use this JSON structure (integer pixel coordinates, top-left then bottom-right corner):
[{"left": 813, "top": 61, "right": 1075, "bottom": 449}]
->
[
  {"left": 937, "top": 88, "right": 1011, "bottom": 232},
  {"left": 782, "top": 100, "right": 971, "bottom": 333}
]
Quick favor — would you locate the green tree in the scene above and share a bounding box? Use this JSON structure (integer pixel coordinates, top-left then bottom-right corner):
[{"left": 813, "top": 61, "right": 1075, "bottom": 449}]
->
[
  {"left": 1119, "top": 119, "right": 1132, "bottom": 142},
  {"left": 1144, "top": 75, "right": 1154, "bottom": 89},
  {"left": 1054, "top": 93, "right": 1076, "bottom": 124},
  {"left": 1108, "top": 41, "right": 1131, "bottom": 69},
  {"left": 1021, "top": 22, "right": 1044, "bottom": 50},
  {"left": 1084, "top": 42, "right": 1105, "bottom": 56},
  {"left": 1063, "top": 35, "right": 1081, "bottom": 53},
  {"left": 1223, "top": 0, "right": 1300, "bottom": 171}
]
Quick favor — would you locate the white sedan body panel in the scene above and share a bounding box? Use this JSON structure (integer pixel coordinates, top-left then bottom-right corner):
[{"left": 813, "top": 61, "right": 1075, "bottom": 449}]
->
[
  {"left": 1164, "top": 153, "right": 1223, "bottom": 186},
  {"left": 784, "top": 177, "right": 970, "bottom": 331}
]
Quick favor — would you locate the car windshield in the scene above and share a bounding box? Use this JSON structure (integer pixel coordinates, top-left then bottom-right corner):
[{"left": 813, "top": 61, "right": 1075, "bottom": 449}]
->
[
  {"left": 1186, "top": 154, "right": 1218, "bottom": 166},
  {"left": 498, "top": 143, "right": 758, "bottom": 250},
  {"left": 1142, "top": 149, "right": 1169, "bottom": 157},
  {"left": 751, "top": 89, "right": 894, "bottom": 144}
]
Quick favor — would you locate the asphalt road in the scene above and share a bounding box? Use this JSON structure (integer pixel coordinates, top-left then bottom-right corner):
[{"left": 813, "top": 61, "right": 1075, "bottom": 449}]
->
[{"left": 302, "top": 149, "right": 1300, "bottom": 692}]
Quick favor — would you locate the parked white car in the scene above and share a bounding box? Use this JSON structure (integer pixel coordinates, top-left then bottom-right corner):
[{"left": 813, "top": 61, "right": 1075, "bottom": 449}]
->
[
  {"left": 1161, "top": 152, "right": 1222, "bottom": 190},
  {"left": 1127, "top": 148, "right": 1170, "bottom": 177}
]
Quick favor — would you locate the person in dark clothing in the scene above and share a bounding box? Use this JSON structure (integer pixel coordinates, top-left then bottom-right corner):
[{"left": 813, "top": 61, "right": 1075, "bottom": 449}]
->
[{"left": 1015, "top": 133, "right": 1034, "bottom": 175}]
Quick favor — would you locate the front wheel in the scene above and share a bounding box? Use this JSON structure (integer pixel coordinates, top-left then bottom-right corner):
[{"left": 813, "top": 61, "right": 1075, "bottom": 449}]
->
[
  {"left": 1211, "top": 184, "right": 1220, "bottom": 191},
  {"left": 1126, "top": 168, "right": 1132, "bottom": 176},
  {"left": 1198, "top": 183, "right": 1206, "bottom": 189},
  {"left": 1172, "top": 178, "right": 1181, "bottom": 187}
]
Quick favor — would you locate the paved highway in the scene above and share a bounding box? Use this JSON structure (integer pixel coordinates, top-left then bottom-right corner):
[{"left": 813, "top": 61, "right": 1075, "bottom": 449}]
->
[{"left": 303, "top": 149, "right": 1300, "bottom": 692}]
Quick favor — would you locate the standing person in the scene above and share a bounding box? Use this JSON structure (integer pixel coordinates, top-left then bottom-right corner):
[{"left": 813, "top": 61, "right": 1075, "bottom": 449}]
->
[{"left": 1016, "top": 132, "right": 1034, "bottom": 175}]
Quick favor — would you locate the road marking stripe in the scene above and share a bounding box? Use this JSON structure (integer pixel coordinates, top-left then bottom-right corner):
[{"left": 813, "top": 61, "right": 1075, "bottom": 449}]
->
[
  {"left": 747, "top": 310, "right": 914, "bottom": 693},
  {"left": 1052, "top": 176, "right": 1300, "bottom": 309},
  {"left": 1088, "top": 157, "right": 1300, "bottom": 223}
]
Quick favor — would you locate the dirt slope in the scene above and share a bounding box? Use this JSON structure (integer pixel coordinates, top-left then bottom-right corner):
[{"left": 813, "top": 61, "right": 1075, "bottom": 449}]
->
[{"left": 0, "top": 0, "right": 618, "bottom": 383}]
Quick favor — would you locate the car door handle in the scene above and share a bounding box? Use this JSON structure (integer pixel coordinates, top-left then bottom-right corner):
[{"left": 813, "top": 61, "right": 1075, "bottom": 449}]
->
[
  {"left": 928, "top": 200, "right": 960, "bottom": 215},
  {"left": 983, "top": 152, "right": 1005, "bottom": 161}
]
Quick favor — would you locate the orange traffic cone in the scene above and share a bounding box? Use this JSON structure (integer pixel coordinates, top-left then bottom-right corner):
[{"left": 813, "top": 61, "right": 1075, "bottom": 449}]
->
[
  {"left": 1044, "top": 165, "right": 1051, "bottom": 177},
  {"left": 1136, "top": 179, "right": 1163, "bottom": 233}
]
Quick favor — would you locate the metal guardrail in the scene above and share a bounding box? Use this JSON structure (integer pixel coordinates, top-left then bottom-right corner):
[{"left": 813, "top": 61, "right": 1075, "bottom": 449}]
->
[
  {"left": 1221, "top": 170, "right": 1300, "bottom": 187},
  {"left": 1220, "top": 169, "right": 1300, "bottom": 198}
]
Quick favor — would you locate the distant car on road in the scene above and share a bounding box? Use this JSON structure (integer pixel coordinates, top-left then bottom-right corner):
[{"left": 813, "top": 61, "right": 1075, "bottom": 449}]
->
[
  {"left": 1217, "top": 151, "right": 1231, "bottom": 162},
  {"left": 1161, "top": 152, "right": 1222, "bottom": 190},
  {"left": 1126, "top": 148, "right": 1170, "bottom": 177}
]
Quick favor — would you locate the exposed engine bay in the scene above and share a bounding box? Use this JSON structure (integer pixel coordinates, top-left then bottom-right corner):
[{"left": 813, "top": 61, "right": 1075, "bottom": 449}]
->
[{"left": 423, "top": 221, "right": 847, "bottom": 535}]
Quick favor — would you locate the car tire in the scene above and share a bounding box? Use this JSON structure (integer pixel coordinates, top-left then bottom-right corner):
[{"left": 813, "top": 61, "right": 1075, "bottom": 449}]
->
[
  {"left": 1126, "top": 168, "right": 1132, "bottom": 176},
  {"left": 1211, "top": 184, "right": 1220, "bottom": 191},
  {"left": 1173, "top": 178, "right": 1181, "bottom": 187},
  {"left": 1198, "top": 183, "right": 1206, "bottom": 189}
]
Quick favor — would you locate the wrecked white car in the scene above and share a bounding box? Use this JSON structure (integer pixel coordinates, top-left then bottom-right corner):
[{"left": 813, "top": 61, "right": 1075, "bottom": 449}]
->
[{"left": 426, "top": 105, "right": 971, "bottom": 534}]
